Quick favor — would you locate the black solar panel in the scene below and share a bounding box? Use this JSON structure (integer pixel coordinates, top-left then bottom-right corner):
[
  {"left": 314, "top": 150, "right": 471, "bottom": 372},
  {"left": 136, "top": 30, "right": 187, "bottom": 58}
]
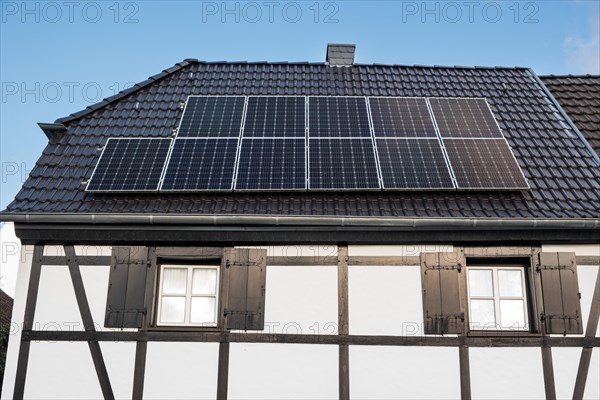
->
[
  {"left": 369, "top": 97, "right": 437, "bottom": 138},
  {"left": 376, "top": 139, "right": 454, "bottom": 189},
  {"left": 177, "top": 96, "right": 245, "bottom": 138},
  {"left": 87, "top": 96, "right": 528, "bottom": 193},
  {"left": 309, "top": 97, "right": 371, "bottom": 137},
  {"left": 161, "top": 138, "right": 238, "bottom": 190},
  {"left": 444, "top": 139, "right": 529, "bottom": 189},
  {"left": 429, "top": 98, "right": 503, "bottom": 138},
  {"left": 243, "top": 97, "right": 305, "bottom": 138},
  {"left": 87, "top": 138, "right": 171, "bottom": 192},
  {"left": 235, "top": 139, "right": 306, "bottom": 190},
  {"left": 309, "top": 139, "right": 380, "bottom": 189}
]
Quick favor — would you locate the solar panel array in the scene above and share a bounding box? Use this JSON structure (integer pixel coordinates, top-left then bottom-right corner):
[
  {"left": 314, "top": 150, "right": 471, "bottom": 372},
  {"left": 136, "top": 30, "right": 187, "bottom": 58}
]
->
[{"left": 87, "top": 95, "right": 529, "bottom": 192}]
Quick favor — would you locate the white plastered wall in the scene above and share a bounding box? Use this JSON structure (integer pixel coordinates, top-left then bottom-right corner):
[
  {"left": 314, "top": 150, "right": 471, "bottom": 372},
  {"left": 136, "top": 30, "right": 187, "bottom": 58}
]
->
[{"left": 2, "top": 243, "right": 599, "bottom": 399}]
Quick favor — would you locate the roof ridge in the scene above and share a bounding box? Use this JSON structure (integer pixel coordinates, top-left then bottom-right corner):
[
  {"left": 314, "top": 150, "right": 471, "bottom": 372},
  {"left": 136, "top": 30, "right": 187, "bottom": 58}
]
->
[
  {"left": 54, "top": 58, "right": 533, "bottom": 126},
  {"left": 54, "top": 59, "right": 196, "bottom": 125},
  {"left": 540, "top": 74, "right": 600, "bottom": 78}
]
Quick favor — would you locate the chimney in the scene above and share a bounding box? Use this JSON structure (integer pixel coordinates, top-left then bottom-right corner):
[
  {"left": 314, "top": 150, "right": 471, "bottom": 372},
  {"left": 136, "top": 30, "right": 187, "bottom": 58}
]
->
[{"left": 326, "top": 43, "right": 356, "bottom": 67}]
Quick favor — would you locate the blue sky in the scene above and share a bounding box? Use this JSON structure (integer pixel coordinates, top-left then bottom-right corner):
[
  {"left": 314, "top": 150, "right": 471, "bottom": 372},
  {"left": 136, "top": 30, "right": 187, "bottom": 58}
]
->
[{"left": 0, "top": 0, "right": 599, "bottom": 209}]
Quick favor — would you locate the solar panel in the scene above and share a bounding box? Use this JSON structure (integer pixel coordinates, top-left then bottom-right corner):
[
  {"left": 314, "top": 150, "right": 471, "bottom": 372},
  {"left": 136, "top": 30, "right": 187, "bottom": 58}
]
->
[
  {"left": 308, "top": 97, "right": 371, "bottom": 137},
  {"left": 429, "top": 98, "right": 503, "bottom": 138},
  {"left": 443, "top": 139, "right": 529, "bottom": 189},
  {"left": 177, "top": 96, "right": 245, "bottom": 138},
  {"left": 243, "top": 96, "right": 305, "bottom": 138},
  {"left": 369, "top": 97, "right": 437, "bottom": 137},
  {"left": 161, "top": 138, "right": 238, "bottom": 191},
  {"left": 309, "top": 139, "right": 380, "bottom": 189},
  {"left": 235, "top": 139, "right": 306, "bottom": 190},
  {"left": 86, "top": 138, "right": 171, "bottom": 192},
  {"left": 87, "top": 96, "right": 529, "bottom": 194},
  {"left": 376, "top": 138, "right": 454, "bottom": 189}
]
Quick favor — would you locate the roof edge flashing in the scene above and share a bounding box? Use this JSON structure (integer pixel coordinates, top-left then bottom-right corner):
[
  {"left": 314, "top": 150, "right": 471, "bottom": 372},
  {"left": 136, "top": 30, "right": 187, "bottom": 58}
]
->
[{"left": 37, "top": 122, "right": 67, "bottom": 141}]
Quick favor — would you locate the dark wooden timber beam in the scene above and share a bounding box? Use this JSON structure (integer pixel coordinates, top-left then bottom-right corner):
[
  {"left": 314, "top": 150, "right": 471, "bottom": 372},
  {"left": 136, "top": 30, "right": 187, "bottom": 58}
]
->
[
  {"left": 35, "top": 254, "right": 596, "bottom": 268},
  {"left": 22, "top": 331, "right": 600, "bottom": 347},
  {"left": 65, "top": 246, "right": 115, "bottom": 400},
  {"left": 338, "top": 247, "right": 350, "bottom": 400},
  {"left": 13, "top": 245, "right": 43, "bottom": 400},
  {"left": 573, "top": 268, "right": 600, "bottom": 399}
]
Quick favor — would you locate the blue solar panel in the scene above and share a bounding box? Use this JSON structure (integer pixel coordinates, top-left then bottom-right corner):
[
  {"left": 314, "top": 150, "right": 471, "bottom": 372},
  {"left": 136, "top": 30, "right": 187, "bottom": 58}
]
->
[
  {"left": 161, "top": 138, "right": 238, "bottom": 190},
  {"left": 429, "top": 98, "right": 503, "bottom": 138},
  {"left": 177, "top": 96, "right": 245, "bottom": 138},
  {"left": 235, "top": 139, "right": 306, "bottom": 190},
  {"left": 369, "top": 97, "right": 437, "bottom": 138},
  {"left": 376, "top": 138, "right": 454, "bottom": 189},
  {"left": 309, "top": 138, "right": 380, "bottom": 189},
  {"left": 308, "top": 97, "right": 371, "bottom": 137},
  {"left": 86, "top": 138, "right": 171, "bottom": 192},
  {"left": 243, "top": 96, "right": 305, "bottom": 138}
]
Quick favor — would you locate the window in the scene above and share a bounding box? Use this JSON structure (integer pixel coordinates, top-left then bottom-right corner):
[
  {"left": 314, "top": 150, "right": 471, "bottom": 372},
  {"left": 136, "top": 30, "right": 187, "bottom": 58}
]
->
[
  {"left": 420, "top": 250, "right": 583, "bottom": 335},
  {"left": 157, "top": 265, "right": 220, "bottom": 327},
  {"left": 467, "top": 266, "right": 529, "bottom": 331}
]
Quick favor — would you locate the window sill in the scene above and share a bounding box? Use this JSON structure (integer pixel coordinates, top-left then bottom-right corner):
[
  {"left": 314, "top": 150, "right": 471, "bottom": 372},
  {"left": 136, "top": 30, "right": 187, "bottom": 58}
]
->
[
  {"left": 145, "top": 325, "right": 224, "bottom": 333},
  {"left": 467, "top": 330, "right": 542, "bottom": 337}
]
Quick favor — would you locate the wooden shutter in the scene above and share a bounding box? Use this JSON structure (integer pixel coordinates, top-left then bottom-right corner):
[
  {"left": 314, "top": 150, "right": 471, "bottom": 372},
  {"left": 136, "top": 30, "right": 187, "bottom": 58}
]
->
[
  {"left": 538, "top": 252, "right": 583, "bottom": 334},
  {"left": 421, "top": 252, "right": 464, "bottom": 334},
  {"left": 105, "top": 247, "right": 150, "bottom": 328},
  {"left": 222, "top": 248, "right": 267, "bottom": 331}
]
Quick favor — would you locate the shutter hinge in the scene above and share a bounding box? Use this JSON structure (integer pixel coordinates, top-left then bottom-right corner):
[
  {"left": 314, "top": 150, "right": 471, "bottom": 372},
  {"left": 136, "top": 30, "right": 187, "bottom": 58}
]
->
[
  {"left": 543, "top": 313, "right": 580, "bottom": 320},
  {"left": 538, "top": 264, "right": 576, "bottom": 272},
  {"left": 224, "top": 309, "right": 257, "bottom": 316},
  {"left": 425, "top": 264, "right": 462, "bottom": 271},
  {"left": 226, "top": 260, "right": 261, "bottom": 267}
]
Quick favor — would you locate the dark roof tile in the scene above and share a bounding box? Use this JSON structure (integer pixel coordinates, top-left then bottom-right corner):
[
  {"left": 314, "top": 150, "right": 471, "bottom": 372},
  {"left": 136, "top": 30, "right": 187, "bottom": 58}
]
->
[
  {"left": 541, "top": 75, "right": 600, "bottom": 156},
  {"left": 1, "top": 62, "right": 599, "bottom": 219}
]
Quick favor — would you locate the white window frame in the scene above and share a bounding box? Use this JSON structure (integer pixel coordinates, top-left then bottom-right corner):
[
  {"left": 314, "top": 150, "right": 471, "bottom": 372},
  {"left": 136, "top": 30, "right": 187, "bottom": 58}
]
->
[
  {"left": 466, "top": 265, "right": 529, "bottom": 331},
  {"left": 157, "top": 264, "right": 220, "bottom": 327}
]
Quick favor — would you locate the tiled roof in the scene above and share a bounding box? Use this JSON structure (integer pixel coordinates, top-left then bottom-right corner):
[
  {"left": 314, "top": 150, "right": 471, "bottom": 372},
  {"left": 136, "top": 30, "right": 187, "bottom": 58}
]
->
[
  {"left": 1, "top": 60, "right": 599, "bottom": 220},
  {"left": 541, "top": 75, "right": 600, "bottom": 156}
]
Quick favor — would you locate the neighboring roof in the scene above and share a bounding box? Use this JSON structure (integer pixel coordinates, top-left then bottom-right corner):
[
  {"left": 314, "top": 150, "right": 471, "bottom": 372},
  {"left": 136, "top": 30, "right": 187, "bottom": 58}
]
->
[
  {"left": 0, "top": 290, "right": 13, "bottom": 328},
  {"left": 1, "top": 60, "right": 599, "bottom": 222},
  {"left": 541, "top": 75, "right": 600, "bottom": 156}
]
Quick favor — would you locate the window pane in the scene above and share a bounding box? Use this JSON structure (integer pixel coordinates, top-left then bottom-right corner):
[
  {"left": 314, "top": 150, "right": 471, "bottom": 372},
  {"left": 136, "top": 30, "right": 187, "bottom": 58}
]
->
[
  {"left": 470, "top": 299, "right": 496, "bottom": 329},
  {"left": 500, "top": 299, "right": 526, "bottom": 329},
  {"left": 468, "top": 269, "right": 493, "bottom": 297},
  {"left": 162, "top": 268, "right": 188, "bottom": 294},
  {"left": 190, "top": 297, "right": 216, "bottom": 324},
  {"left": 498, "top": 270, "right": 523, "bottom": 297},
  {"left": 192, "top": 268, "right": 218, "bottom": 295},
  {"left": 160, "top": 297, "right": 186, "bottom": 323}
]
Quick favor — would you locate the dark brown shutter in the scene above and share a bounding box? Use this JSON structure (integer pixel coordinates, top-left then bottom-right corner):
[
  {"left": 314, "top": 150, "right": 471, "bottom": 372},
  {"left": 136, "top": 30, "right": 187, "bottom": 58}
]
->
[
  {"left": 105, "top": 247, "right": 149, "bottom": 328},
  {"left": 538, "top": 252, "right": 583, "bottom": 334},
  {"left": 222, "top": 248, "right": 267, "bottom": 331},
  {"left": 421, "top": 252, "right": 464, "bottom": 334}
]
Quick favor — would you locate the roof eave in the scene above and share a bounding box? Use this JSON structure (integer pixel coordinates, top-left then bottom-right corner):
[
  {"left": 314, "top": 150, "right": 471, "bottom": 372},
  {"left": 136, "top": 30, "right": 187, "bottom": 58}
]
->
[{"left": 1, "top": 213, "right": 598, "bottom": 230}]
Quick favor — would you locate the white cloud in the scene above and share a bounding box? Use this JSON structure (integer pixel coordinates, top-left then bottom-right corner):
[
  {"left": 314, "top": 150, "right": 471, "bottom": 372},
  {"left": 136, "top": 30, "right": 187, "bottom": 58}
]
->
[
  {"left": 564, "top": 17, "right": 600, "bottom": 74},
  {"left": 0, "top": 222, "right": 21, "bottom": 297}
]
